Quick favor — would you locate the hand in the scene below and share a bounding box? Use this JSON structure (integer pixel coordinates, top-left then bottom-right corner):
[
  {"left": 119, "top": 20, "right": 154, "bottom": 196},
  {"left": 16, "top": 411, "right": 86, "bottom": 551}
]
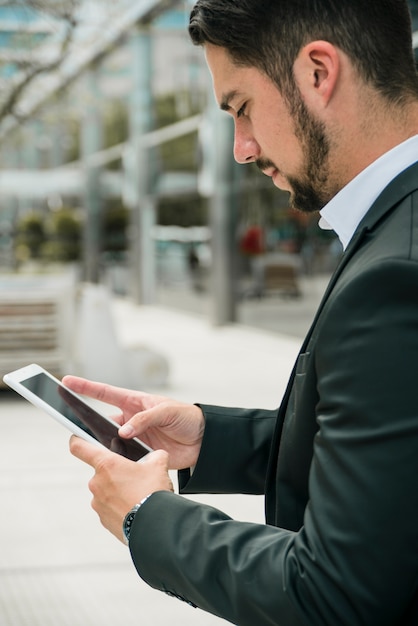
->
[
  {"left": 62, "top": 376, "right": 205, "bottom": 470},
  {"left": 69, "top": 435, "right": 174, "bottom": 543}
]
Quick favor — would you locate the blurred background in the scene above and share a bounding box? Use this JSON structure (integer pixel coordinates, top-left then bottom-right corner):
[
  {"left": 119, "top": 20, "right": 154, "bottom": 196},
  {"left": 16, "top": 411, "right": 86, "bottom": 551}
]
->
[
  {"left": 0, "top": 0, "right": 417, "bottom": 380},
  {"left": 1, "top": 2, "right": 418, "bottom": 625}
]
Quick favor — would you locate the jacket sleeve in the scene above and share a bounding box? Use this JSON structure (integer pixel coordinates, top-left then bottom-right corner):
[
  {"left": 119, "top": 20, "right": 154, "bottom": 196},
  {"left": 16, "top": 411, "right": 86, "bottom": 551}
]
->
[
  {"left": 129, "top": 259, "right": 418, "bottom": 626},
  {"left": 178, "top": 405, "right": 279, "bottom": 495},
  {"left": 129, "top": 491, "right": 305, "bottom": 626}
]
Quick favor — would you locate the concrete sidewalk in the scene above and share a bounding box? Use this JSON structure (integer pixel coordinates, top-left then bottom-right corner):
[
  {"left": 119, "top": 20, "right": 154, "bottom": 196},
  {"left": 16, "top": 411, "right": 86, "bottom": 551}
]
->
[{"left": 0, "top": 299, "right": 302, "bottom": 626}]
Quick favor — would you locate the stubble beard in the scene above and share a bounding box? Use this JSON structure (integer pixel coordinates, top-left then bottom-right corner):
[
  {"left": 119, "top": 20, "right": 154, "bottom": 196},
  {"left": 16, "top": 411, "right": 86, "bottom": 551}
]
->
[
  {"left": 287, "top": 109, "right": 332, "bottom": 214},
  {"left": 259, "top": 86, "right": 335, "bottom": 214}
]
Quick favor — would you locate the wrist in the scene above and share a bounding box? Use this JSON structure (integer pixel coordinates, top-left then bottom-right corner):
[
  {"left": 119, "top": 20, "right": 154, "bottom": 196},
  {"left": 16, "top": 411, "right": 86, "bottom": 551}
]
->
[{"left": 122, "top": 494, "right": 152, "bottom": 545}]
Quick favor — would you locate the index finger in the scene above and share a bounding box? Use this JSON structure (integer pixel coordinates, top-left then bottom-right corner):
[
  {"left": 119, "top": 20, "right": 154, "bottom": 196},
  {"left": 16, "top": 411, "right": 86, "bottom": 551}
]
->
[
  {"left": 62, "top": 375, "right": 131, "bottom": 408},
  {"left": 69, "top": 434, "right": 110, "bottom": 468}
]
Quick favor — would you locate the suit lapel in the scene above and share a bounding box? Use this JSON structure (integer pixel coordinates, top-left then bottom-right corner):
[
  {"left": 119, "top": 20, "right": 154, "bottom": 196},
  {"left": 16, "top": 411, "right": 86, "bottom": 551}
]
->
[
  {"left": 300, "top": 159, "right": 418, "bottom": 352},
  {"left": 265, "top": 160, "right": 418, "bottom": 522},
  {"left": 264, "top": 225, "right": 368, "bottom": 521},
  {"left": 286, "top": 159, "right": 418, "bottom": 379}
]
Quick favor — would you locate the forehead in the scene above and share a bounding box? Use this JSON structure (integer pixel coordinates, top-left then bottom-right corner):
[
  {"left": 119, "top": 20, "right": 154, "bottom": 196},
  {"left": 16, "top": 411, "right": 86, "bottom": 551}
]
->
[{"left": 204, "top": 43, "right": 263, "bottom": 107}]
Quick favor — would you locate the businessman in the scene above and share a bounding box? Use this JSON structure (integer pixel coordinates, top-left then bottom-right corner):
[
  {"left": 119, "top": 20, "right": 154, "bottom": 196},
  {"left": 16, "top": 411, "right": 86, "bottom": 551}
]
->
[{"left": 66, "top": 1, "right": 418, "bottom": 624}]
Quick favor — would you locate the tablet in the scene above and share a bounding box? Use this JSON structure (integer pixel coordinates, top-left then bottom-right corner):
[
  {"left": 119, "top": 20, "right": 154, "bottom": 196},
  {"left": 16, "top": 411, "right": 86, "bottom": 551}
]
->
[{"left": 3, "top": 363, "right": 152, "bottom": 462}]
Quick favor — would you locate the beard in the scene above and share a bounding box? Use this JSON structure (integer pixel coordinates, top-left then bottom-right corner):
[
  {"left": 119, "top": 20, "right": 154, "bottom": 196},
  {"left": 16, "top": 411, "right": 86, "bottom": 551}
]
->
[
  {"left": 257, "top": 85, "right": 335, "bottom": 214},
  {"left": 287, "top": 104, "right": 332, "bottom": 213}
]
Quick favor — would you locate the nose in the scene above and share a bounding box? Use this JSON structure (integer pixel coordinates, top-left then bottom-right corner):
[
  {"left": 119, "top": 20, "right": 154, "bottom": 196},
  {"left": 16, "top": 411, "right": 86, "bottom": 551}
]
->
[{"left": 233, "top": 121, "right": 259, "bottom": 164}]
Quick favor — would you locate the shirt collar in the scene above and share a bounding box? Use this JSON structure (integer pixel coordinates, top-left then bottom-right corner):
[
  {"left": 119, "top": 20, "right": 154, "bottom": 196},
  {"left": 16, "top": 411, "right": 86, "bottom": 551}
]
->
[{"left": 319, "top": 134, "right": 418, "bottom": 249}]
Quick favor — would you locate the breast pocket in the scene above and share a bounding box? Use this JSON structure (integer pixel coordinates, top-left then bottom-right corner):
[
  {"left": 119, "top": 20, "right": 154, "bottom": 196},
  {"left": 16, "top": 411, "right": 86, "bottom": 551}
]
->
[
  {"left": 284, "top": 351, "right": 318, "bottom": 440},
  {"left": 294, "top": 351, "right": 311, "bottom": 407}
]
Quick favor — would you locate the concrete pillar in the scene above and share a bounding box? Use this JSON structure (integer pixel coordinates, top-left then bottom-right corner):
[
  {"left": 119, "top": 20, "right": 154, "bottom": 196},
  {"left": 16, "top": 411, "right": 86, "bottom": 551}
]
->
[
  {"left": 81, "top": 63, "right": 103, "bottom": 283},
  {"left": 202, "top": 101, "right": 241, "bottom": 325},
  {"left": 18, "top": 120, "right": 41, "bottom": 215},
  {"left": 127, "top": 25, "right": 156, "bottom": 304}
]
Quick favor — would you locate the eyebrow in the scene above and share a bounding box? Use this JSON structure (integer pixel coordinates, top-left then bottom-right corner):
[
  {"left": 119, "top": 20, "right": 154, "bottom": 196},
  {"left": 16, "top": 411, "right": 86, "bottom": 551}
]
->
[{"left": 220, "top": 90, "right": 240, "bottom": 112}]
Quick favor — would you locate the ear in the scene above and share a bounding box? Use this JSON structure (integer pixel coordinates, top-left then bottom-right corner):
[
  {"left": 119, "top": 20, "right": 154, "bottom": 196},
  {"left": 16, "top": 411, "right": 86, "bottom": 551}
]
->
[{"left": 293, "top": 41, "right": 340, "bottom": 109}]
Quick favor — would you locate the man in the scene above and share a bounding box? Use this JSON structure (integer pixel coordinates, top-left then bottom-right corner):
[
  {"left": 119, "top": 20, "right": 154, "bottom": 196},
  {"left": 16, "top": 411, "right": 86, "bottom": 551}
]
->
[{"left": 66, "top": 1, "right": 418, "bottom": 624}]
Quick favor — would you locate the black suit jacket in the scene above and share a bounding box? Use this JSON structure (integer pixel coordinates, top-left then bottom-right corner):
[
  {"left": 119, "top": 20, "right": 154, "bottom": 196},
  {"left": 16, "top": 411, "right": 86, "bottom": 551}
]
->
[{"left": 130, "top": 163, "right": 418, "bottom": 625}]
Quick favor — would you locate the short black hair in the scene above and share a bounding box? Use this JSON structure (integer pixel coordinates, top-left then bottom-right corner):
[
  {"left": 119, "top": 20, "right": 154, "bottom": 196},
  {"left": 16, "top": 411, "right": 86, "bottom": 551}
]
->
[{"left": 189, "top": 0, "right": 418, "bottom": 104}]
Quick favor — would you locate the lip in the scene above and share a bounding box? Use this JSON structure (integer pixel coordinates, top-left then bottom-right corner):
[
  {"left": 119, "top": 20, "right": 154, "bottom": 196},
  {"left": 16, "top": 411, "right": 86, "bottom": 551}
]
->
[
  {"left": 261, "top": 167, "right": 277, "bottom": 179},
  {"left": 267, "top": 168, "right": 282, "bottom": 187},
  {"left": 271, "top": 169, "right": 290, "bottom": 192},
  {"left": 260, "top": 166, "right": 289, "bottom": 191}
]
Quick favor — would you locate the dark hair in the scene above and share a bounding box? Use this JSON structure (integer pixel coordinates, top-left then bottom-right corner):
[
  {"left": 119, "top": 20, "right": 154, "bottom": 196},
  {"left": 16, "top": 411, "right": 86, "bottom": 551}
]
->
[{"left": 189, "top": 0, "right": 418, "bottom": 104}]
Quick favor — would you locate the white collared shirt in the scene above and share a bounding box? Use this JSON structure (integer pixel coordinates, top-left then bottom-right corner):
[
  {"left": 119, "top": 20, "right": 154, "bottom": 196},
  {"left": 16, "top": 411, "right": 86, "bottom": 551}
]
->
[{"left": 319, "top": 135, "right": 418, "bottom": 249}]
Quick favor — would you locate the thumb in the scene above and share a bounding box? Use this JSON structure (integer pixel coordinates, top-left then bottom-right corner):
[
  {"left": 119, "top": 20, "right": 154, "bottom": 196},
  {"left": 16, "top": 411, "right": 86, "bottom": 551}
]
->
[
  {"left": 138, "top": 450, "right": 174, "bottom": 493},
  {"left": 118, "top": 406, "right": 162, "bottom": 439},
  {"left": 139, "top": 448, "right": 169, "bottom": 467}
]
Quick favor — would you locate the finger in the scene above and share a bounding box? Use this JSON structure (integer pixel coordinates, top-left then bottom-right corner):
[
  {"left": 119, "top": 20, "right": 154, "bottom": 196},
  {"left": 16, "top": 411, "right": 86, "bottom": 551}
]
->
[
  {"left": 62, "top": 376, "right": 133, "bottom": 407},
  {"left": 118, "top": 406, "right": 162, "bottom": 438},
  {"left": 138, "top": 450, "right": 174, "bottom": 491},
  {"left": 69, "top": 434, "right": 109, "bottom": 468}
]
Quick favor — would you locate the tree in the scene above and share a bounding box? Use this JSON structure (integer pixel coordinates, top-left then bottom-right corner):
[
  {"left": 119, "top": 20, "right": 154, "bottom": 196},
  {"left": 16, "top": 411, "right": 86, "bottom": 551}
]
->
[{"left": 0, "top": 1, "right": 80, "bottom": 123}]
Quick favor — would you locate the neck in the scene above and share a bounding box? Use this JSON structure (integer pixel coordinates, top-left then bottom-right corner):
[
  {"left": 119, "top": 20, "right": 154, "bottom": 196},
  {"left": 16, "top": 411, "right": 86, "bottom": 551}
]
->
[{"left": 332, "top": 91, "right": 418, "bottom": 188}]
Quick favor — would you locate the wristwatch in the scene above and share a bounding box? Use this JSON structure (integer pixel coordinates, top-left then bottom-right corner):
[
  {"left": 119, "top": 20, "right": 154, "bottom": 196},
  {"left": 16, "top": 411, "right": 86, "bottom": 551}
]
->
[{"left": 123, "top": 495, "right": 151, "bottom": 545}]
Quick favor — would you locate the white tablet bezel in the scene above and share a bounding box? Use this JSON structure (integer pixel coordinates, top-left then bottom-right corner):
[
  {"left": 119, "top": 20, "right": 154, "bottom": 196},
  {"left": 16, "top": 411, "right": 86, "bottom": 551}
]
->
[{"left": 3, "top": 363, "right": 152, "bottom": 460}]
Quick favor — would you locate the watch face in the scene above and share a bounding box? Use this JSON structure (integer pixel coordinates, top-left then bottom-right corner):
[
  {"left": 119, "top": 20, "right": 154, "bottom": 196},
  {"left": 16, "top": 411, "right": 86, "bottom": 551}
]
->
[{"left": 123, "top": 506, "right": 140, "bottom": 542}]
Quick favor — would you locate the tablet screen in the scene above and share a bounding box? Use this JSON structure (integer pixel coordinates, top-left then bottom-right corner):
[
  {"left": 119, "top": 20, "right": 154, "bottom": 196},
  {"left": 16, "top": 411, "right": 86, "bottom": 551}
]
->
[{"left": 21, "top": 372, "right": 149, "bottom": 461}]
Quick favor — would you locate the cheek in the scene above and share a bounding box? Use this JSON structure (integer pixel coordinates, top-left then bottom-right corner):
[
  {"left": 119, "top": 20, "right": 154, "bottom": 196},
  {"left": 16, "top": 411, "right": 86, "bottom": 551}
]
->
[
  {"left": 261, "top": 125, "right": 301, "bottom": 169},
  {"left": 255, "top": 104, "right": 293, "bottom": 146},
  {"left": 252, "top": 96, "right": 304, "bottom": 169}
]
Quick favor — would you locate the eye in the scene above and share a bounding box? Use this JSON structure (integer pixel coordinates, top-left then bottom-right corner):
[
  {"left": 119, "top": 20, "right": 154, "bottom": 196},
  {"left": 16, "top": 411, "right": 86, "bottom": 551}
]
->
[{"left": 237, "top": 103, "right": 247, "bottom": 118}]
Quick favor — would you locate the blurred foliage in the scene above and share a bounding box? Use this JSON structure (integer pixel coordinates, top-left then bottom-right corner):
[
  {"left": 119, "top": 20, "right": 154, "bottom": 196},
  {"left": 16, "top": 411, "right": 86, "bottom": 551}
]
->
[
  {"left": 159, "top": 196, "right": 208, "bottom": 227},
  {"left": 154, "top": 91, "right": 206, "bottom": 226},
  {"left": 103, "top": 100, "right": 128, "bottom": 170},
  {"left": 15, "top": 207, "right": 82, "bottom": 262},
  {"left": 61, "top": 113, "right": 80, "bottom": 164},
  {"left": 104, "top": 100, "right": 129, "bottom": 147},
  {"left": 42, "top": 207, "right": 82, "bottom": 261},
  {"left": 101, "top": 91, "right": 205, "bottom": 227},
  {"left": 102, "top": 199, "right": 129, "bottom": 256},
  {"left": 15, "top": 211, "right": 45, "bottom": 259},
  {"left": 102, "top": 90, "right": 200, "bottom": 173},
  {"left": 154, "top": 91, "right": 200, "bottom": 172}
]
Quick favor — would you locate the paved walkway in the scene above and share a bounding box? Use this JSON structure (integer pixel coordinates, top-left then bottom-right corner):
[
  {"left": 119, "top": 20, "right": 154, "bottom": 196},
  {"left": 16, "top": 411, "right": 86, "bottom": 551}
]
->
[{"left": 0, "top": 281, "right": 324, "bottom": 625}]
